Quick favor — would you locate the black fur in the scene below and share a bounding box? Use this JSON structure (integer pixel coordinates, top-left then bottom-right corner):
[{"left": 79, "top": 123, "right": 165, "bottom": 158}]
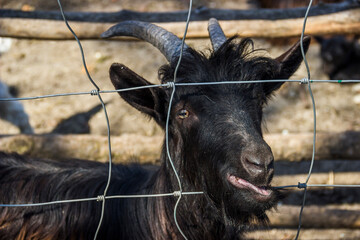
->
[
  {"left": 315, "top": 36, "right": 360, "bottom": 80},
  {"left": 0, "top": 37, "right": 309, "bottom": 239}
]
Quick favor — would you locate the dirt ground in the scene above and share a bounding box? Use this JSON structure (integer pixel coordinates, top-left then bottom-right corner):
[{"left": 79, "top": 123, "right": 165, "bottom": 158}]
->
[
  {"left": 1, "top": 36, "right": 359, "bottom": 136},
  {"left": 1, "top": 0, "right": 360, "bottom": 239},
  {"left": 1, "top": 0, "right": 359, "bottom": 136}
]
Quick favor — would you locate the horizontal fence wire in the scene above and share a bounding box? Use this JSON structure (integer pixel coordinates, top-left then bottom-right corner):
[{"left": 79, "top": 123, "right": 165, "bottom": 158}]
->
[
  {"left": 0, "top": 191, "right": 205, "bottom": 208},
  {"left": 0, "top": 0, "right": 360, "bottom": 239},
  {"left": 276, "top": 184, "right": 360, "bottom": 189},
  {"left": 1, "top": 79, "right": 360, "bottom": 102}
]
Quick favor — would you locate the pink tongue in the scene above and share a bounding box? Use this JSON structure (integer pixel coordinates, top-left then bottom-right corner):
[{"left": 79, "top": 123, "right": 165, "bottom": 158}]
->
[{"left": 228, "top": 175, "right": 270, "bottom": 196}]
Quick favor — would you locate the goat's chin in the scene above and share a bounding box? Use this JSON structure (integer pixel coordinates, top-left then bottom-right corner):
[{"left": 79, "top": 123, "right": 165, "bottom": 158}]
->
[
  {"left": 220, "top": 177, "right": 281, "bottom": 223},
  {"left": 221, "top": 189, "right": 280, "bottom": 224}
]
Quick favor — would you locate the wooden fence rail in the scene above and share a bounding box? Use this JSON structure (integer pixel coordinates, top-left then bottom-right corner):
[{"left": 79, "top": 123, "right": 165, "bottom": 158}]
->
[
  {"left": 1, "top": 131, "right": 359, "bottom": 163},
  {"left": 269, "top": 204, "right": 360, "bottom": 228},
  {"left": 0, "top": 1, "right": 359, "bottom": 39}
]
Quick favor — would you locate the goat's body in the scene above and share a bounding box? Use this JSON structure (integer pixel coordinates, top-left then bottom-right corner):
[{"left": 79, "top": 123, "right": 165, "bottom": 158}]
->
[
  {"left": 0, "top": 152, "right": 161, "bottom": 239},
  {"left": 0, "top": 152, "right": 242, "bottom": 240}
]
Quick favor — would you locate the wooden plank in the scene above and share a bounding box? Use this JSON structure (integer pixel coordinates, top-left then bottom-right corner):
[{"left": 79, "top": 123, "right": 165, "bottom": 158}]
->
[
  {"left": 273, "top": 172, "right": 360, "bottom": 186},
  {"left": 0, "top": 1, "right": 358, "bottom": 22},
  {"left": 0, "top": 131, "right": 359, "bottom": 162},
  {"left": 265, "top": 131, "right": 360, "bottom": 161},
  {"left": 0, "top": 9, "right": 359, "bottom": 40},
  {"left": 0, "top": 134, "right": 163, "bottom": 164},
  {"left": 268, "top": 204, "right": 360, "bottom": 228},
  {"left": 245, "top": 228, "right": 360, "bottom": 240}
]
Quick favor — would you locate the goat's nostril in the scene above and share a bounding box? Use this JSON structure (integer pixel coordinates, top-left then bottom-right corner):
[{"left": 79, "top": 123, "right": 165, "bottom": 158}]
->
[
  {"left": 244, "top": 156, "right": 259, "bottom": 167},
  {"left": 242, "top": 155, "right": 264, "bottom": 174},
  {"left": 249, "top": 160, "right": 262, "bottom": 169},
  {"left": 242, "top": 154, "right": 274, "bottom": 176}
]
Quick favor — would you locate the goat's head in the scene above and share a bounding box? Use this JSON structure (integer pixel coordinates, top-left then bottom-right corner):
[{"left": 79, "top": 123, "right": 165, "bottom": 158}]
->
[{"left": 103, "top": 19, "right": 310, "bottom": 223}]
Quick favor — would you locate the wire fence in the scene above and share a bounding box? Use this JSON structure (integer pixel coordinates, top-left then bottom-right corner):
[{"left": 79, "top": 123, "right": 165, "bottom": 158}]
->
[{"left": 0, "top": 0, "right": 360, "bottom": 239}]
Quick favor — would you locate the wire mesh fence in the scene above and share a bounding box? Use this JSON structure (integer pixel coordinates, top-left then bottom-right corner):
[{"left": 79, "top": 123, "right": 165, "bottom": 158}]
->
[{"left": 0, "top": 0, "right": 360, "bottom": 239}]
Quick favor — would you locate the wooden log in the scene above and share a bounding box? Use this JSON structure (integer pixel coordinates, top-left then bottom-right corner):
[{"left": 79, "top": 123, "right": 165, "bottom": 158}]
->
[
  {"left": 0, "top": 9, "right": 360, "bottom": 40},
  {"left": 268, "top": 204, "right": 360, "bottom": 228},
  {"left": 266, "top": 131, "right": 360, "bottom": 161},
  {"left": 273, "top": 172, "right": 360, "bottom": 186},
  {"left": 1, "top": 1, "right": 358, "bottom": 22},
  {"left": 0, "top": 134, "right": 163, "bottom": 164},
  {"left": 246, "top": 228, "right": 360, "bottom": 240},
  {"left": 0, "top": 131, "right": 359, "bottom": 162}
]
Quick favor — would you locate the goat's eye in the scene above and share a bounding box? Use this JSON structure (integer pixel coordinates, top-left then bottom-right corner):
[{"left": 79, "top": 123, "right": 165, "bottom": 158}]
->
[{"left": 177, "top": 109, "right": 189, "bottom": 119}]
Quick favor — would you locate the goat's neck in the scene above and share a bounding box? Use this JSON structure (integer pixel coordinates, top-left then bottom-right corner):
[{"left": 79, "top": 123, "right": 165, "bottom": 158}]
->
[{"left": 139, "top": 150, "right": 232, "bottom": 240}]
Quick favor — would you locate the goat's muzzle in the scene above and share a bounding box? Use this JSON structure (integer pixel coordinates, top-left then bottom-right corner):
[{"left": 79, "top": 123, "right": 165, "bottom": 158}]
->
[{"left": 227, "top": 142, "right": 275, "bottom": 201}]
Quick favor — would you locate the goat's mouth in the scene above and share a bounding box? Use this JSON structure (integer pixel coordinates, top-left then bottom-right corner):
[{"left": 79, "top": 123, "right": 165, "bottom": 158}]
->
[{"left": 226, "top": 174, "right": 272, "bottom": 201}]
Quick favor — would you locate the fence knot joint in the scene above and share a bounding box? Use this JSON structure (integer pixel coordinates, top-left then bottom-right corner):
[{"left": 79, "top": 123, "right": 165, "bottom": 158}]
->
[
  {"left": 300, "top": 78, "right": 309, "bottom": 84},
  {"left": 173, "top": 191, "right": 182, "bottom": 197},
  {"left": 298, "top": 182, "right": 307, "bottom": 189},
  {"left": 90, "top": 89, "right": 99, "bottom": 96},
  {"left": 165, "top": 82, "right": 176, "bottom": 89},
  {"left": 97, "top": 195, "right": 105, "bottom": 202}
]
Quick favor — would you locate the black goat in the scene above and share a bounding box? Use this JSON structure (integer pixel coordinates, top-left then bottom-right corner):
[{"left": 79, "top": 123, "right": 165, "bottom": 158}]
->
[
  {"left": 0, "top": 19, "right": 310, "bottom": 239},
  {"left": 315, "top": 36, "right": 360, "bottom": 80}
]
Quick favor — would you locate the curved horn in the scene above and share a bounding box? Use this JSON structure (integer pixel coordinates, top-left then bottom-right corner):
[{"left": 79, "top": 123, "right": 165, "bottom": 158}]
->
[
  {"left": 208, "top": 18, "right": 227, "bottom": 51},
  {"left": 101, "top": 21, "right": 189, "bottom": 62}
]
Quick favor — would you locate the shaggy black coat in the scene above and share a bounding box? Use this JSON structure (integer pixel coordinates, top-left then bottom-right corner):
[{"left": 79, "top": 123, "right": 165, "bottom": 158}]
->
[{"left": 0, "top": 37, "right": 310, "bottom": 240}]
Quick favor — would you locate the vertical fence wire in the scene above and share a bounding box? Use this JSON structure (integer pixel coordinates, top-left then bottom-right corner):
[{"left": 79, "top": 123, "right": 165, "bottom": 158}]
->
[
  {"left": 165, "top": 0, "right": 193, "bottom": 238},
  {"left": 55, "top": 1, "right": 113, "bottom": 239},
  {"left": 0, "top": 0, "right": 359, "bottom": 239},
  {"left": 295, "top": 1, "right": 315, "bottom": 239}
]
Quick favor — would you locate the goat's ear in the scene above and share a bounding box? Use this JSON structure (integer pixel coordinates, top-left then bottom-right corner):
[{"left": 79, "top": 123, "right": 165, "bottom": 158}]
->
[
  {"left": 109, "top": 63, "right": 166, "bottom": 126},
  {"left": 264, "top": 36, "right": 311, "bottom": 95},
  {"left": 276, "top": 36, "right": 311, "bottom": 78}
]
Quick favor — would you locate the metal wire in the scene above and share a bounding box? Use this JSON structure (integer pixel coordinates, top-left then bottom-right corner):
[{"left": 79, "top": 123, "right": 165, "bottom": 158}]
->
[
  {"left": 295, "top": 0, "right": 315, "bottom": 239},
  {"left": 0, "top": 0, "right": 359, "bottom": 239},
  {"left": 5, "top": 180, "right": 360, "bottom": 208},
  {"left": 308, "top": 184, "right": 360, "bottom": 188},
  {"left": 274, "top": 184, "right": 360, "bottom": 189},
  {"left": 56, "top": 0, "right": 112, "bottom": 239},
  {"left": 2, "top": 79, "right": 360, "bottom": 102},
  {"left": 165, "top": 0, "right": 193, "bottom": 238},
  {"left": 0, "top": 191, "right": 204, "bottom": 208}
]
